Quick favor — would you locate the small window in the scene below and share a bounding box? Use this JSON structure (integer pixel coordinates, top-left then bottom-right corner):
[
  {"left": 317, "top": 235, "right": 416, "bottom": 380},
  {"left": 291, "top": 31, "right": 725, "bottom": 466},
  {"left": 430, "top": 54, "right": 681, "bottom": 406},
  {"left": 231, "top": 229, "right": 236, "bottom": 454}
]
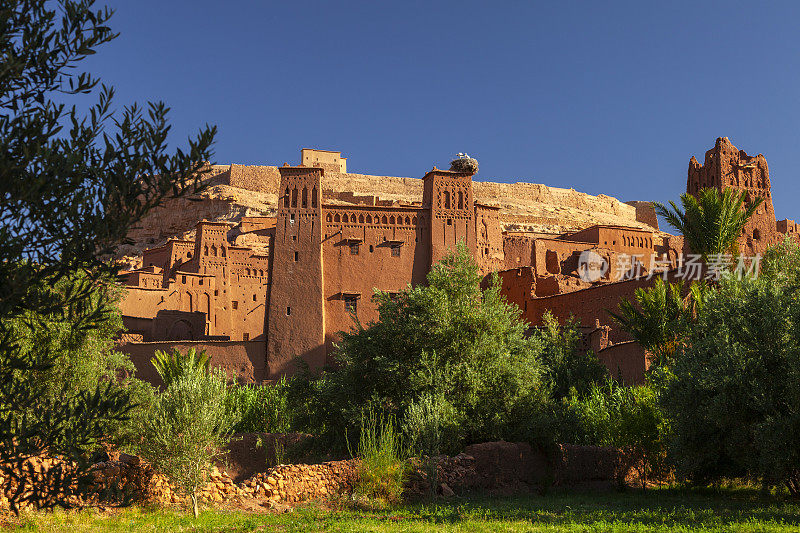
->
[
  {"left": 253, "top": 294, "right": 257, "bottom": 301},
  {"left": 290, "top": 213, "right": 295, "bottom": 224},
  {"left": 199, "top": 278, "right": 203, "bottom": 285},
  {"left": 447, "top": 219, "right": 452, "bottom": 226},
  {"left": 344, "top": 295, "right": 358, "bottom": 313},
  {"left": 286, "top": 306, "right": 291, "bottom": 316},
  {"left": 232, "top": 301, "right": 238, "bottom": 310},
  {"left": 214, "top": 289, "right": 219, "bottom": 296},
  {"left": 391, "top": 243, "right": 401, "bottom": 257},
  {"left": 369, "top": 245, "right": 374, "bottom": 253},
  {"left": 350, "top": 243, "right": 360, "bottom": 255},
  {"left": 292, "top": 235, "right": 297, "bottom": 241},
  {"left": 182, "top": 275, "right": 186, "bottom": 283},
  {"left": 294, "top": 251, "right": 299, "bottom": 262},
  {"left": 243, "top": 333, "right": 249, "bottom": 341}
]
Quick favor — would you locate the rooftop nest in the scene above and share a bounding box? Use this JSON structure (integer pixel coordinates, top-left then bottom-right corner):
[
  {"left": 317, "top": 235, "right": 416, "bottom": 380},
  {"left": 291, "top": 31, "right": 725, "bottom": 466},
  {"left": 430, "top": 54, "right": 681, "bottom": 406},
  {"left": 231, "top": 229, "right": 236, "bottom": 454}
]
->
[{"left": 450, "top": 154, "right": 479, "bottom": 174}]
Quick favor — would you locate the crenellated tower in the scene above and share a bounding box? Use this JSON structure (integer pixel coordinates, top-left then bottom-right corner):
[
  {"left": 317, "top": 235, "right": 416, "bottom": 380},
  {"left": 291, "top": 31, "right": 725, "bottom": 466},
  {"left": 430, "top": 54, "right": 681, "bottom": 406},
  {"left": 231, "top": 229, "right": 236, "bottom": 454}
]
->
[
  {"left": 687, "top": 137, "right": 778, "bottom": 255},
  {"left": 422, "top": 168, "right": 476, "bottom": 266},
  {"left": 266, "top": 165, "right": 326, "bottom": 376}
]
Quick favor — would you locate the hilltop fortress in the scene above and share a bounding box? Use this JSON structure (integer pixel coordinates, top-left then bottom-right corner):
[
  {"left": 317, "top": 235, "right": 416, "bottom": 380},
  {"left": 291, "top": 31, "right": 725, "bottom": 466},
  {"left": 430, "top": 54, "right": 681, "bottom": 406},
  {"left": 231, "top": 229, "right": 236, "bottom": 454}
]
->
[{"left": 117, "top": 138, "right": 797, "bottom": 384}]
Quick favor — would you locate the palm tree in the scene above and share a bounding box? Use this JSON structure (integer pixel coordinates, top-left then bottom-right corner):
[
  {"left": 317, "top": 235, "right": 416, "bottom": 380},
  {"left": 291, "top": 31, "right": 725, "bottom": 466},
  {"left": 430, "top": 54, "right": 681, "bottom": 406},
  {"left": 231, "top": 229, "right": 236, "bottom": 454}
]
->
[
  {"left": 654, "top": 188, "right": 762, "bottom": 261},
  {"left": 608, "top": 278, "right": 688, "bottom": 367}
]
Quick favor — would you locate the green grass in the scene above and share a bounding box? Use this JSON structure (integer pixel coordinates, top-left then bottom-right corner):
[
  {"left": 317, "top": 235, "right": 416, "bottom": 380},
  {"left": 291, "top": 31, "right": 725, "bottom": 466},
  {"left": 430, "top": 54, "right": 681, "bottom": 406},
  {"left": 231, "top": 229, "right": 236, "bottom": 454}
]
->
[{"left": 8, "top": 486, "right": 800, "bottom": 532}]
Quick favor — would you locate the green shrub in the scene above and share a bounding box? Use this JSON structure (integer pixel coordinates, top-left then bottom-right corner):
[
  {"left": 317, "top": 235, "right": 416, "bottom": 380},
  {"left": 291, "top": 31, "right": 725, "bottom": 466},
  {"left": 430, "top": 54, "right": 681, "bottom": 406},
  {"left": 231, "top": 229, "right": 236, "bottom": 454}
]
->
[
  {"left": 563, "top": 379, "right": 670, "bottom": 484},
  {"left": 151, "top": 347, "right": 210, "bottom": 387},
  {"left": 295, "top": 244, "right": 548, "bottom": 453},
  {"left": 403, "top": 392, "right": 459, "bottom": 496},
  {"left": 226, "top": 377, "right": 291, "bottom": 434},
  {"left": 132, "top": 368, "right": 236, "bottom": 518},
  {"left": 662, "top": 270, "right": 800, "bottom": 493},
  {"left": 538, "top": 312, "right": 607, "bottom": 399},
  {"left": 352, "top": 411, "right": 407, "bottom": 506}
]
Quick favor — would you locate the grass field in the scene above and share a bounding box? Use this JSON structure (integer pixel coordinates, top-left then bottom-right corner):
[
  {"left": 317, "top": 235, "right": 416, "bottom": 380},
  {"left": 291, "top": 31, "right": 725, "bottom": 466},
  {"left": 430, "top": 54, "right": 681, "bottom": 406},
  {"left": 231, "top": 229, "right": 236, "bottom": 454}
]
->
[{"left": 7, "top": 486, "right": 800, "bottom": 532}]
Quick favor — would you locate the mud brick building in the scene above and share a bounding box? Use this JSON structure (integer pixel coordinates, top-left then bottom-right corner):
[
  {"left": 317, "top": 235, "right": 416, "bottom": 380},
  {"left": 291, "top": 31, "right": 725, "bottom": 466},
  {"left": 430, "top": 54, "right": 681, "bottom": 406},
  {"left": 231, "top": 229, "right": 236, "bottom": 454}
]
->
[{"left": 117, "top": 139, "right": 796, "bottom": 384}]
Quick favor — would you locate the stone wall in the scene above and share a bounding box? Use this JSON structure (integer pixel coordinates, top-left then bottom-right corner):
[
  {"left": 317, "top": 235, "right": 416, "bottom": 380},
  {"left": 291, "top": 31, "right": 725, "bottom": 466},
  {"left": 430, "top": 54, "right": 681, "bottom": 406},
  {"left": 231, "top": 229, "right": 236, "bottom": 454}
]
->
[{"left": 1, "top": 440, "right": 641, "bottom": 511}]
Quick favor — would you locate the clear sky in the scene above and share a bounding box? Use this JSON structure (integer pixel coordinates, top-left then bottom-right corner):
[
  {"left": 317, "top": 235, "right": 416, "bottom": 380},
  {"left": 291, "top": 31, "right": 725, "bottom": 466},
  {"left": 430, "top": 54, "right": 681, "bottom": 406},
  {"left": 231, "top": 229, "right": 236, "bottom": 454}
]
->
[{"left": 81, "top": 0, "right": 800, "bottom": 221}]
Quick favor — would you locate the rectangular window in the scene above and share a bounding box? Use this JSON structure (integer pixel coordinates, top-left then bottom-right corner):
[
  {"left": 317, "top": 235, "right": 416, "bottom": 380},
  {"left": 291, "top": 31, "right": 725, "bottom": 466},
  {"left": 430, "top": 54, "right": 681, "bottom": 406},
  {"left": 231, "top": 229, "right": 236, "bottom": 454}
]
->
[
  {"left": 243, "top": 333, "right": 249, "bottom": 341},
  {"left": 391, "top": 243, "right": 401, "bottom": 257},
  {"left": 344, "top": 295, "right": 358, "bottom": 313},
  {"left": 294, "top": 251, "right": 299, "bottom": 262},
  {"left": 349, "top": 243, "right": 360, "bottom": 255},
  {"left": 286, "top": 306, "right": 291, "bottom": 316},
  {"left": 214, "top": 289, "right": 219, "bottom": 296},
  {"left": 232, "top": 301, "right": 238, "bottom": 310},
  {"left": 182, "top": 275, "right": 187, "bottom": 283}
]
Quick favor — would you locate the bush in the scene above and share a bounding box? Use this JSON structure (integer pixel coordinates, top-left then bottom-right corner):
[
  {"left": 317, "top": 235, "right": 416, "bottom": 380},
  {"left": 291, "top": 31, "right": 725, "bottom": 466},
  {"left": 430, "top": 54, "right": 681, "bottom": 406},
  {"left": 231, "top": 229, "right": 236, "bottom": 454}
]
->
[
  {"left": 1, "top": 273, "right": 139, "bottom": 451},
  {"left": 562, "top": 380, "right": 670, "bottom": 484},
  {"left": 403, "top": 392, "right": 459, "bottom": 496},
  {"left": 227, "top": 377, "right": 291, "bottom": 434},
  {"left": 662, "top": 271, "right": 800, "bottom": 492},
  {"left": 132, "top": 367, "right": 236, "bottom": 517},
  {"left": 538, "top": 312, "right": 607, "bottom": 399},
  {"left": 295, "top": 244, "right": 548, "bottom": 453},
  {"left": 151, "top": 347, "right": 210, "bottom": 387},
  {"left": 352, "top": 411, "right": 407, "bottom": 506}
]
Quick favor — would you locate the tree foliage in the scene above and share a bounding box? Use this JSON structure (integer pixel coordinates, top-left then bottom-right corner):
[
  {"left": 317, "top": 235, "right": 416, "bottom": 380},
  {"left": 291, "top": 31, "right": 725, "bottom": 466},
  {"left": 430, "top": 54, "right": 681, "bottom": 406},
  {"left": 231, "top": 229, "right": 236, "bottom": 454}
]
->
[
  {"left": 538, "top": 311, "right": 607, "bottom": 399},
  {"left": 132, "top": 367, "right": 236, "bottom": 518},
  {"left": 293, "top": 244, "right": 548, "bottom": 453},
  {"left": 662, "top": 271, "right": 800, "bottom": 492},
  {"left": 151, "top": 347, "right": 210, "bottom": 388},
  {"left": 0, "top": 0, "right": 215, "bottom": 511},
  {"left": 609, "top": 279, "right": 696, "bottom": 368},
  {"left": 654, "top": 188, "right": 761, "bottom": 260}
]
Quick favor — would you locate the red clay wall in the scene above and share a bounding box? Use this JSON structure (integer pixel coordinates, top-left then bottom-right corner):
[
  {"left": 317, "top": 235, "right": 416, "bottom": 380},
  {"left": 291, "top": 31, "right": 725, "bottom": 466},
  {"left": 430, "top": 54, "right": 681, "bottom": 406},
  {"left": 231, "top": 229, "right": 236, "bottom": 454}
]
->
[
  {"left": 322, "top": 206, "right": 430, "bottom": 357},
  {"left": 118, "top": 340, "right": 267, "bottom": 385},
  {"left": 596, "top": 341, "right": 649, "bottom": 385}
]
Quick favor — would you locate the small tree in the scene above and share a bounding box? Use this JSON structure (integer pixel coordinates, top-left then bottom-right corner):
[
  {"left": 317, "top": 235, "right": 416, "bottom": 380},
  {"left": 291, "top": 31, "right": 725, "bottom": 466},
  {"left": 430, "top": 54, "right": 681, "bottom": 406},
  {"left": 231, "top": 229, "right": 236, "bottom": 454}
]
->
[
  {"left": 297, "top": 244, "right": 547, "bottom": 453},
  {"left": 538, "top": 312, "right": 607, "bottom": 399},
  {"left": 609, "top": 279, "right": 692, "bottom": 368},
  {"left": 0, "top": 0, "right": 215, "bottom": 511},
  {"left": 134, "top": 366, "right": 236, "bottom": 517},
  {"left": 654, "top": 188, "right": 761, "bottom": 260}
]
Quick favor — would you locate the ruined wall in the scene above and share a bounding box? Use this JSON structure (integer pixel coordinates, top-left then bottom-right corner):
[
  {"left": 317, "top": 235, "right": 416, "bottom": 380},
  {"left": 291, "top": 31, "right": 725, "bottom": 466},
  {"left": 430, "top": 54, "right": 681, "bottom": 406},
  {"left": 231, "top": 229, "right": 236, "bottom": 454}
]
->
[
  {"left": 597, "top": 341, "right": 649, "bottom": 385},
  {"left": 523, "top": 270, "right": 683, "bottom": 344},
  {"left": 119, "top": 340, "right": 267, "bottom": 385},
  {"left": 688, "top": 137, "right": 779, "bottom": 255},
  {"left": 475, "top": 205, "right": 504, "bottom": 275}
]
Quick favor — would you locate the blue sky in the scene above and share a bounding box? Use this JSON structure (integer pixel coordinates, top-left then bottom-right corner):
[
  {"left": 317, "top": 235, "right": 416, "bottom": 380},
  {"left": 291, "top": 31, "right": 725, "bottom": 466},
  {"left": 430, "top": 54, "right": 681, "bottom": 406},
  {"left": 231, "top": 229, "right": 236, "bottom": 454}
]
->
[{"left": 81, "top": 1, "right": 800, "bottom": 221}]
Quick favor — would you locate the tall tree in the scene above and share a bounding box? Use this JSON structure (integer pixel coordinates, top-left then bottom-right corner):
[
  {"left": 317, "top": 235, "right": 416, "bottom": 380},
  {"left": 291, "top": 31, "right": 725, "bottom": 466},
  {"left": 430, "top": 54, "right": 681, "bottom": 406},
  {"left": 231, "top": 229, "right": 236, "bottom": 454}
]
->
[
  {"left": 0, "top": 0, "right": 215, "bottom": 511},
  {"left": 654, "top": 188, "right": 761, "bottom": 260}
]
